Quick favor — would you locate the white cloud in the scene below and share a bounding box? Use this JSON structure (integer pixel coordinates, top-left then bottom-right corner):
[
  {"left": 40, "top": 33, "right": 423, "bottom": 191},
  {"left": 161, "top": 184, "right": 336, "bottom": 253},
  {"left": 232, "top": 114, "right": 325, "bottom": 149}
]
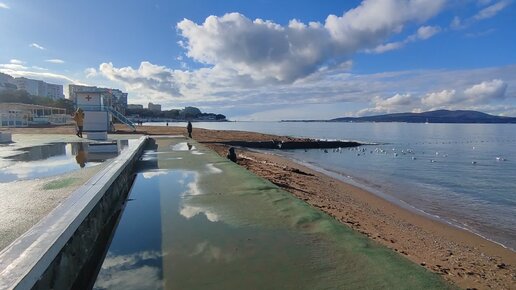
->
[
  {"left": 372, "top": 79, "right": 509, "bottom": 113},
  {"left": 464, "top": 79, "right": 507, "bottom": 102},
  {"left": 421, "top": 89, "right": 457, "bottom": 107},
  {"left": 142, "top": 171, "right": 168, "bottom": 179},
  {"left": 474, "top": 0, "right": 511, "bottom": 20},
  {"left": 372, "top": 79, "right": 510, "bottom": 114},
  {"left": 369, "top": 42, "right": 405, "bottom": 53},
  {"left": 9, "top": 59, "right": 24, "bottom": 65},
  {"left": 29, "top": 43, "right": 45, "bottom": 50},
  {"left": 180, "top": 205, "right": 219, "bottom": 222},
  {"left": 368, "top": 25, "right": 441, "bottom": 53},
  {"left": 357, "top": 93, "right": 415, "bottom": 116},
  {"left": 97, "top": 59, "right": 516, "bottom": 119},
  {"left": 177, "top": 1, "right": 445, "bottom": 82},
  {"left": 0, "top": 2, "right": 9, "bottom": 9},
  {"left": 99, "top": 61, "right": 182, "bottom": 97},
  {"left": 416, "top": 25, "right": 441, "bottom": 40},
  {"left": 0, "top": 63, "right": 28, "bottom": 70},
  {"left": 451, "top": 0, "right": 511, "bottom": 29},
  {"left": 95, "top": 251, "right": 162, "bottom": 290},
  {"left": 84, "top": 67, "right": 97, "bottom": 78},
  {"left": 0, "top": 64, "right": 79, "bottom": 86},
  {"left": 45, "top": 59, "right": 65, "bottom": 64},
  {"left": 31, "top": 66, "right": 49, "bottom": 71}
]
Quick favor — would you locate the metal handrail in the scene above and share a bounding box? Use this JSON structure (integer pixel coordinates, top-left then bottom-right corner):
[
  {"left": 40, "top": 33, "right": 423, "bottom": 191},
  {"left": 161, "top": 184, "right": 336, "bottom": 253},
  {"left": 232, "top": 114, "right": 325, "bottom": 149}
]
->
[{"left": 107, "top": 107, "right": 136, "bottom": 131}]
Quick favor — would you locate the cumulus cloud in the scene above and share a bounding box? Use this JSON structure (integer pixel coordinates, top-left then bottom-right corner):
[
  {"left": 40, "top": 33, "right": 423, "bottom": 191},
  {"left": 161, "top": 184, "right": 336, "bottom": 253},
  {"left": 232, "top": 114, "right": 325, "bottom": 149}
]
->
[
  {"left": 357, "top": 93, "right": 415, "bottom": 116},
  {"left": 421, "top": 89, "right": 457, "bottom": 107},
  {"left": 97, "top": 59, "right": 516, "bottom": 119},
  {"left": 29, "top": 43, "right": 45, "bottom": 50},
  {"left": 90, "top": 1, "right": 514, "bottom": 119},
  {"left": 99, "top": 62, "right": 182, "bottom": 97},
  {"left": 84, "top": 67, "right": 97, "bottom": 78},
  {"left": 45, "top": 59, "right": 65, "bottom": 64},
  {"left": 177, "top": 0, "right": 445, "bottom": 82},
  {"left": 464, "top": 79, "right": 507, "bottom": 102},
  {"left": 354, "top": 77, "right": 512, "bottom": 117},
  {"left": 389, "top": 79, "right": 508, "bottom": 113},
  {"left": 0, "top": 2, "right": 9, "bottom": 9}
]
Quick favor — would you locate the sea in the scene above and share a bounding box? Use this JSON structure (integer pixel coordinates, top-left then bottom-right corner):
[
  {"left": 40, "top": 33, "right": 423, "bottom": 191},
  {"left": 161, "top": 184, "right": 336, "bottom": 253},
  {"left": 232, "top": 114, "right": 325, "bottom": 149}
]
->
[{"left": 145, "top": 121, "right": 516, "bottom": 250}]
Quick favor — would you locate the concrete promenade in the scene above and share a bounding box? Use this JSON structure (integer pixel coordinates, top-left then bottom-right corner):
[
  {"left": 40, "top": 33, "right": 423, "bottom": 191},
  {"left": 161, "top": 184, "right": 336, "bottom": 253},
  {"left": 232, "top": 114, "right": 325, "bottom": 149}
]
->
[{"left": 0, "top": 134, "right": 145, "bottom": 289}]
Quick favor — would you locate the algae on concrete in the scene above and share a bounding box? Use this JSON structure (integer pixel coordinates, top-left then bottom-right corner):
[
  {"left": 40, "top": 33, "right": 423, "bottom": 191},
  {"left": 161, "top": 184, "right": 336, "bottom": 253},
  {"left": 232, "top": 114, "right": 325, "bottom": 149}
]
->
[{"left": 93, "top": 137, "right": 457, "bottom": 290}]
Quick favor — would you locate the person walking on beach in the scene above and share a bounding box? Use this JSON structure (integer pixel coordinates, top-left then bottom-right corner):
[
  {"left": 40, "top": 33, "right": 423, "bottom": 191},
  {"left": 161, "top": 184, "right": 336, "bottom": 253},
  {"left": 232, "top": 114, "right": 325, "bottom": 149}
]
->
[
  {"left": 73, "top": 108, "right": 85, "bottom": 138},
  {"left": 187, "top": 121, "right": 193, "bottom": 138}
]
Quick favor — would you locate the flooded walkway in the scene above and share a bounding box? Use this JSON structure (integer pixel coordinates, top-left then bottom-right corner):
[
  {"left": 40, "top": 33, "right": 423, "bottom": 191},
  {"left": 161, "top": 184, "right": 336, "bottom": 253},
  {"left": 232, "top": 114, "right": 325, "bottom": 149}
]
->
[
  {"left": 93, "top": 136, "right": 454, "bottom": 289},
  {"left": 0, "top": 134, "right": 140, "bottom": 251}
]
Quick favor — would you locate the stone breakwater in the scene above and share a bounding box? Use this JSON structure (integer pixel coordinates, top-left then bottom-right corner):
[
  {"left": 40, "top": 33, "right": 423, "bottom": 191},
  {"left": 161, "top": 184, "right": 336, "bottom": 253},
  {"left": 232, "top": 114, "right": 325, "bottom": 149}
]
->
[{"left": 214, "top": 140, "right": 362, "bottom": 149}]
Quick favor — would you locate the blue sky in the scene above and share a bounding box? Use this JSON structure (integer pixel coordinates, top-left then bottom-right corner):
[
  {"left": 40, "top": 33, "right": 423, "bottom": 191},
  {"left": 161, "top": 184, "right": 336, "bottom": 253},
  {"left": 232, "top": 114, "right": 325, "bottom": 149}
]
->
[{"left": 1, "top": 0, "right": 515, "bottom": 120}]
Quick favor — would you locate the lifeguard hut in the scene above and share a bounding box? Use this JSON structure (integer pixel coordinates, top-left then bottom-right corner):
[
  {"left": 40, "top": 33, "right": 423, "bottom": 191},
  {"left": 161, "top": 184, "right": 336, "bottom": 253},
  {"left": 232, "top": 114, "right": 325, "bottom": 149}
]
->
[{"left": 75, "top": 91, "right": 135, "bottom": 140}]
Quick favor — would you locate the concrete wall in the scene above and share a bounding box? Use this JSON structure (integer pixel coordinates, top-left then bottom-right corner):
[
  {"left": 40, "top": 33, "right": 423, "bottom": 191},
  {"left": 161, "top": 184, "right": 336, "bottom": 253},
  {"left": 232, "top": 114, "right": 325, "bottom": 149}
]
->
[
  {"left": 0, "top": 137, "right": 147, "bottom": 290},
  {"left": 33, "top": 147, "right": 142, "bottom": 289}
]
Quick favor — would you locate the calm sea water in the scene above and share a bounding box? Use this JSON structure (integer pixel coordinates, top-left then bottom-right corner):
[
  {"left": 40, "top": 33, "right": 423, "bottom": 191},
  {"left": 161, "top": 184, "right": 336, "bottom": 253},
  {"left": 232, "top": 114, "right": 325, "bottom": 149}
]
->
[{"left": 147, "top": 121, "right": 516, "bottom": 250}]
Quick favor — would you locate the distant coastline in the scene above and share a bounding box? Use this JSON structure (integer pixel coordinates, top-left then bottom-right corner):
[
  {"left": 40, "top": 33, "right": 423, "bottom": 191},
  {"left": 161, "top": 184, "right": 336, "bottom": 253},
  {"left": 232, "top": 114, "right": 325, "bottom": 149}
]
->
[{"left": 282, "top": 109, "right": 516, "bottom": 123}]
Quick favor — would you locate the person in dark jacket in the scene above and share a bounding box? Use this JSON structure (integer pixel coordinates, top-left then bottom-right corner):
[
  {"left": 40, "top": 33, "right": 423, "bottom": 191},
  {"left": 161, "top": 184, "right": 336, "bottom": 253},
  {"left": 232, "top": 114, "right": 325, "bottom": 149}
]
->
[
  {"left": 227, "top": 147, "right": 237, "bottom": 162},
  {"left": 187, "top": 121, "right": 193, "bottom": 138}
]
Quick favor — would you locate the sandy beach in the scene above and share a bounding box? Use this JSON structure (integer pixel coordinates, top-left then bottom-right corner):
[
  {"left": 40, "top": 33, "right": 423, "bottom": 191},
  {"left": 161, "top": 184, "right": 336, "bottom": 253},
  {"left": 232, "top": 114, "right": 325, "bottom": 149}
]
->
[{"left": 6, "top": 124, "right": 516, "bottom": 290}]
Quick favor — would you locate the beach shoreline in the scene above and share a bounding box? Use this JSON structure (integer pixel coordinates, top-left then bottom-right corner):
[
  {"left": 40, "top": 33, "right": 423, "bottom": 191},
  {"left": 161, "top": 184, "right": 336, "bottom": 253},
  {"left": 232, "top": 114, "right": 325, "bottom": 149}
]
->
[
  {"left": 269, "top": 150, "right": 514, "bottom": 252},
  {"left": 6, "top": 124, "right": 515, "bottom": 289}
]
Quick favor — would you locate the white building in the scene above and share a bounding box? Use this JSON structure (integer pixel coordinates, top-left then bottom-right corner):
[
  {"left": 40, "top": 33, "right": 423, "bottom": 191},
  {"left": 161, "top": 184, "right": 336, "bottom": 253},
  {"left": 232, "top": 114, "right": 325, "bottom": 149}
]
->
[
  {"left": 148, "top": 102, "right": 161, "bottom": 112},
  {"left": 13, "top": 78, "right": 39, "bottom": 96},
  {"left": 13, "top": 77, "right": 64, "bottom": 99},
  {"left": 45, "top": 83, "right": 64, "bottom": 100}
]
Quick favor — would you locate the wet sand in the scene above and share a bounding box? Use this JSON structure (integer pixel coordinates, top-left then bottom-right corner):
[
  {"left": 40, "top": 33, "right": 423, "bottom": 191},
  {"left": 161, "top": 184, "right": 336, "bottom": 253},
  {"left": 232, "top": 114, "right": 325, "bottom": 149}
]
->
[{"left": 7, "top": 124, "right": 515, "bottom": 289}]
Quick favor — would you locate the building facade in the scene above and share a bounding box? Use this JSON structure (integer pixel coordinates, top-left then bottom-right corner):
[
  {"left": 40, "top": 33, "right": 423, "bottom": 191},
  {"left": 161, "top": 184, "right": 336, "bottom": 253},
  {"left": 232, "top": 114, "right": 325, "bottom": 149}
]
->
[
  {"left": 148, "top": 102, "right": 161, "bottom": 112},
  {"left": 10, "top": 77, "right": 64, "bottom": 99},
  {"left": 127, "top": 104, "right": 144, "bottom": 110}
]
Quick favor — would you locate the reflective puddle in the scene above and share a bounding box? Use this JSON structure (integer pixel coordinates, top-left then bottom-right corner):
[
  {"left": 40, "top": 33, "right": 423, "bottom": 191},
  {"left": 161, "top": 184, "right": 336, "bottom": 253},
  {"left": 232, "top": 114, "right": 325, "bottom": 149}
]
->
[
  {"left": 0, "top": 140, "right": 130, "bottom": 183},
  {"left": 93, "top": 137, "right": 454, "bottom": 290}
]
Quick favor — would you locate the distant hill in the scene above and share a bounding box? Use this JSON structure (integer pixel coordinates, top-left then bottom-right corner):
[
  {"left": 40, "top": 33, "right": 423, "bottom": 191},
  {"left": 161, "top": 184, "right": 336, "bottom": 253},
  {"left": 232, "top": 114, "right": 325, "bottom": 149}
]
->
[{"left": 329, "top": 110, "right": 516, "bottom": 123}]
